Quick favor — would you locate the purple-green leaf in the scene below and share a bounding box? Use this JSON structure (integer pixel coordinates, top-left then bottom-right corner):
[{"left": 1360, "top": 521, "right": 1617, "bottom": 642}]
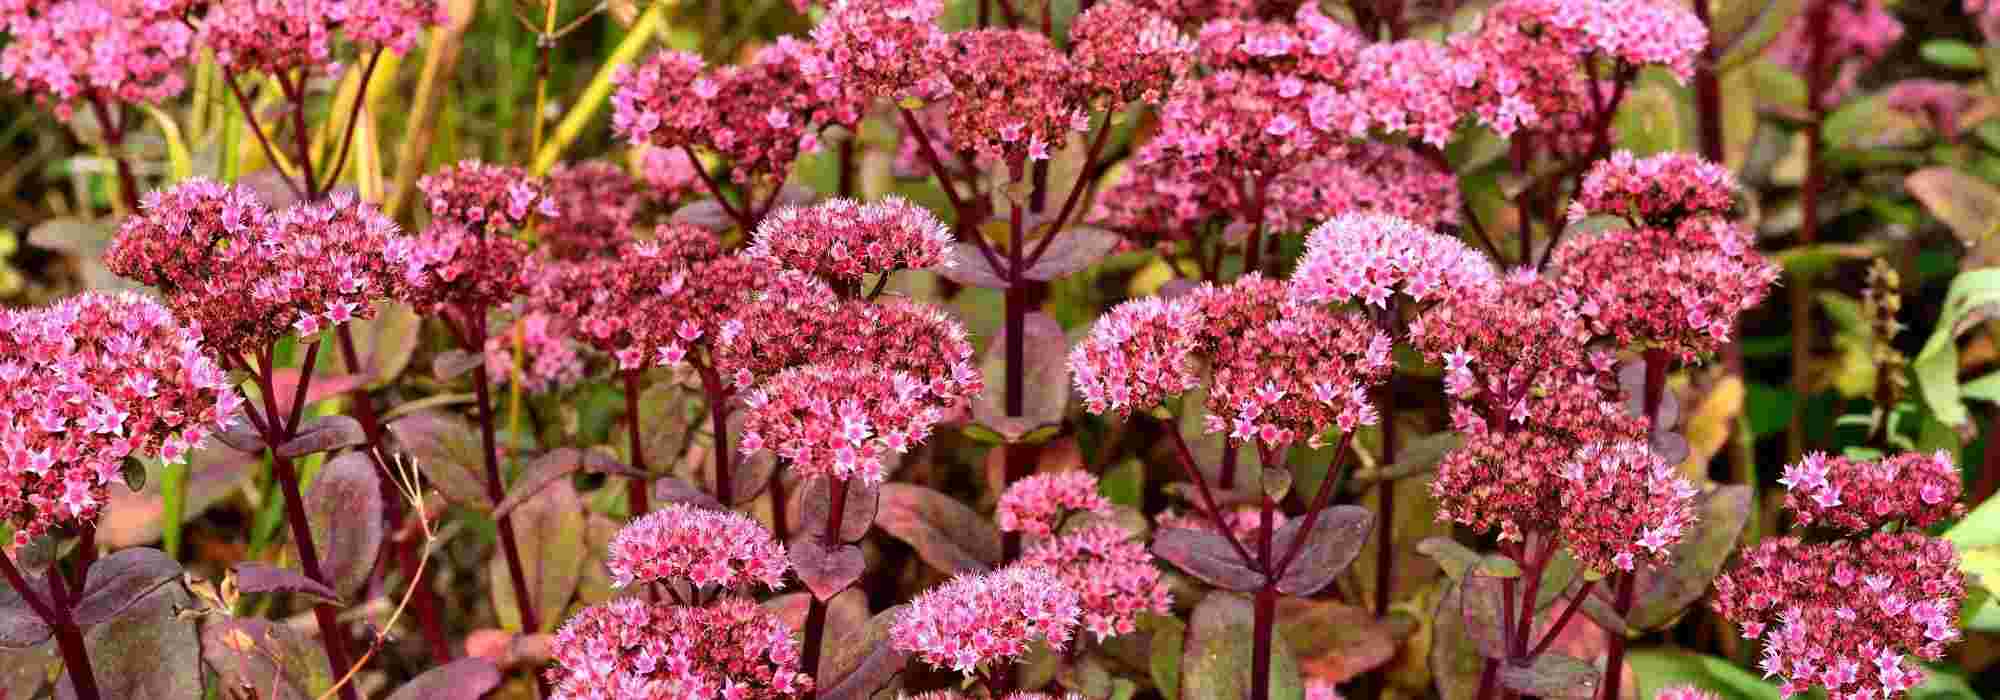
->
[
  {"left": 653, "top": 476, "right": 726, "bottom": 511},
  {"left": 1497, "top": 653, "right": 1600, "bottom": 698},
  {"left": 818, "top": 605, "right": 909, "bottom": 700},
  {"left": 388, "top": 411, "right": 490, "bottom": 509},
  {"left": 494, "top": 448, "right": 641, "bottom": 519},
  {"left": 71, "top": 547, "right": 182, "bottom": 626},
  {"left": 793, "top": 477, "right": 880, "bottom": 544},
  {"left": 384, "top": 658, "right": 502, "bottom": 700},
  {"left": 232, "top": 563, "right": 341, "bottom": 604},
  {"left": 1182, "top": 594, "right": 1305, "bottom": 700},
  {"left": 202, "top": 617, "right": 329, "bottom": 699},
  {"left": 1151, "top": 527, "right": 1262, "bottom": 592},
  {"left": 1272, "top": 506, "right": 1373, "bottom": 596},
  {"left": 969, "top": 312, "right": 1070, "bottom": 441},
  {"left": 274, "top": 415, "right": 367, "bottom": 458},
  {"left": 61, "top": 584, "right": 202, "bottom": 700},
  {"left": 1629, "top": 485, "right": 1752, "bottom": 630},
  {"left": 0, "top": 579, "right": 51, "bottom": 648},
  {"left": 491, "top": 479, "right": 586, "bottom": 633},
  {"left": 789, "top": 539, "right": 866, "bottom": 601},
  {"left": 432, "top": 349, "right": 484, "bottom": 382},
  {"left": 303, "top": 452, "right": 384, "bottom": 599},
  {"left": 875, "top": 483, "right": 1000, "bottom": 574}
]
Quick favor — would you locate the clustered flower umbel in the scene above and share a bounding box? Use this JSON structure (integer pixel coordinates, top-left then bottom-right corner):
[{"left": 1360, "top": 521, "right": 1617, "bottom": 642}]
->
[
  {"left": 538, "top": 160, "right": 654, "bottom": 261},
  {"left": 1550, "top": 216, "right": 1780, "bottom": 361},
  {"left": 106, "top": 180, "right": 406, "bottom": 356},
  {"left": 482, "top": 312, "right": 583, "bottom": 394},
  {"left": 612, "top": 37, "right": 859, "bottom": 185},
  {"left": 747, "top": 197, "right": 953, "bottom": 284},
  {"left": 0, "top": 292, "right": 236, "bottom": 544},
  {"left": 1020, "top": 524, "right": 1173, "bottom": 642},
  {"left": 604, "top": 503, "right": 790, "bottom": 591},
  {"left": 1553, "top": 441, "right": 1698, "bottom": 573},
  {"left": 738, "top": 362, "right": 947, "bottom": 486},
  {"left": 417, "top": 159, "right": 557, "bottom": 235},
  {"left": 889, "top": 564, "right": 1083, "bottom": 673},
  {"left": 996, "top": 471, "right": 1113, "bottom": 538},
  {"left": 1711, "top": 451, "right": 1967, "bottom": 700},
  {"left": 201, "top": 0, "right": 447, "bottom": 75},
  {"left": 715, "top": 273, "right": 982, "bottom": 400},
  {"left": 1072, "top": 274, "right": 1391, "bottom": 448},
  {"left": 546, "top": 596, "right": 812, "bottom": 700},
  {"left": 1289, "top": 213, "right": 1496, "bottom": 310},
  {"left": 1769, "top": 0, "right": 1904, "bottom": 104},
  {"left": 1571, "top": 151, "right": 1739, "bottom": 226},
  {"left": 527, "top": 229, "right": 723, "bottom": 369},
  {"left": 0, "top": 0, "right": 194, "bottom": 118},
  {"left": 1454, "top": 0, "right": 1707, "bottom": 140}
]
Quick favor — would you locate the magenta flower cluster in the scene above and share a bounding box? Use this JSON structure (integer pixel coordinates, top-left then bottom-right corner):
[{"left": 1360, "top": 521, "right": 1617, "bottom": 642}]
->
[
  {"left": 612, "top": 38, "right": 859, "bottom": 184},
  {"left": 747, "top": 197, "right": 954, "bottom": 283},
  {"left": 201, "top": 0, "right": 447, "bottom": 74},
  {"left": 1019, "top": 524, "right": 1173, "bottom": 642},
  {"left": 0, "top": 292, "right": 235, "bottom": 543},
  {"left": 1289, "top": 212, "right": 1496, "bottom": 309},
  {"left": 1552, "top": 441, "right": 1698, "bottom": 573},
  {"left": 603, "top": 503, "right": 790, "bottom": 591},
  {"left": 739, "top": 362, "right": 946, "bottom": 486},
  {"left": 1571, "top": 150, "right": 1739, "bottom": 226},
  {"left": 546, "top": 596, "right": 812, "bottom": 700},
  {"left": 1780, "top": 451, "right": 1966, "bottom": 533},
  {"left": 417, "top": 160, "right": 557, "bottom": 235},
  {"left": 889, "top": 564, "right": 1083, "bottom": 673},
  {"left": 996, "top": 471, "right": 1114, "bottom": 537},
  {"left": 0, "top": 0, "right": 193, "bottom": 117}
]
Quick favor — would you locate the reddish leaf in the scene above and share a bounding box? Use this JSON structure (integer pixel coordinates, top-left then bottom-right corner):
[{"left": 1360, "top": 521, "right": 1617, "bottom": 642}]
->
[
  {"left": 274, "top": 415, "right": 366, "bottom": 458},
  {"left": 671, "top": 199, "right": 735, "bottom": 230},
  {"left": 71, "top": 547, "right": 182, "bottom": 626},
  {"left": 1272, "top": 506, "right": 1374, "bottom": 596},
  {"left": 232, "top": 563, "right": 341, "bottom": 604},
  {"left": 792, "top": 477, "right": 880, "bottom": 544},
  {"left": 0, "top": 643, "right": 52, "bottom": 699},
  {"left": 764, "top": 589, "right": 869, "bottom": 636},
  {"left": 720, "top": 409, "right": 775, "bottom": 506},
  {"left": 1498, "top": 653, "right": 1599, "bottom": 698},
  {"left": 1152, "top": 527, "right": 1262, "bottom": 592},
  {"left": 818, "top": 606, "right": 910, "bottom": 700},
  {"left": 789, "top": 539, "right": 865, "bottom": 601},
  {"left": 1281, "top": 598, "right": 1397, "bottom": 684},
  {"left": 491, "top": 479, "right": 586, "bottom": 633},
  {"left": 384, "top": 658, "right": 502, "bottom": 700},
  {"left": 432, "top": 349, "right": 484, "bottom": 381},
  {"left": 215, "top": 420, "right": 267, "bottom": 452},
  {"left": 652, "top": 476, "right": 725, "bottom": 511},
  {"left": 0, "top": 581, "right": 50, "bottom": 648},
  {"left": 61, "top": 584, "right": 201, "bottom": 700},
  {"left": 1182, "top": 593, "right": 1305, "bottom": 700},
  {"left": 268, "top": 370, "right": 364, "bottom": 420},
  {"left": 323, "top": 302, "right": 421, "bottom": 388},
  {"left": 970, "top": 312, "right": 1070, "bottom": 441},
  {"left": 388, "top": 411, "right": 490, "bottom": 508},
  {"left": 301, "top": 452, "right": 384, "bottom": 599},
  {"left": 875, "top": 484, "right": 1000, "bottom": 574},
  {"left": 1021, "top": 226, "right": 1121, "bottom": 281},
  {"left": 494, "top": 448, "right": 642, "bottom": 519}
]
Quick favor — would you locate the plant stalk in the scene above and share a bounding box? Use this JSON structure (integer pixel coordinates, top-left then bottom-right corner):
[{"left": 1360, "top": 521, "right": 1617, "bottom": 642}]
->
[
  {"left": 801, "top": 477, "right": 853, "bottom": 697},
  {"left": 470, "top": 353, "right": 540, "bottom": 634},
  {"left": 623, "top": 368, "right": 652, "bottom": 515}
]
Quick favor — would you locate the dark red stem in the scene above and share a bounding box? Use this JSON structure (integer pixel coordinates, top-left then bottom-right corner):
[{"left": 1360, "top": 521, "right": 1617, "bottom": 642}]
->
[
  {"left": 1250, "top": 493, "right": 1278, "bottom": 700},
  {"left": 219, "top": 68, "right": 306, "bottom": 200},
  {"left": 802, "top": 477, "right": 853, "bottom": 698},
  {"left": 0, "top": 548, "right": 96, "bottom": 700},
  {"left": 318, "top": 49, "right": 386, "bottom": 197},
  {"left": 696, "top": 360, "right": 735, "bottom": 504},
  {"left": 623, "top": 369, "right": 652, "bottom": 515},
  {"left": 87, "top": 98, "right": 141, "bottom": 212},
  {"left": 1599, "top": 573, "right": 1638, "bottom": 700},
  {"left": 468, "top": 323, "right": 540, "bottom": 634}
]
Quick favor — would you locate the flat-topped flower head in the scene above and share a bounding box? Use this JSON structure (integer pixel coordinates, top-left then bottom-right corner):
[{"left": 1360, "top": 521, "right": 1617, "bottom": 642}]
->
[
  {"left": 1191, "top": 275, "right": 1394, "bottom": 447},
  {"left": 890, "top": 564, "right": 1083, "bottom": 673},
  {"left": 1020, "top": 524, "right": 1172, "bottom": 642},
  {"left": 1455, "top": 0, "right": 1705, "bottom": 137},
  {"left": 604, "top": 503, "right": 789, "bottom": 591},
  {"left": 1780, "top": 451, "right": 1964, "bottom": 533},
  {"left": 940, "top": 30, "right": 1086, "bottom": 167},
  {"left": 808, "top": 0, "right": 950, "bottom": 101},
  {"left": 1071, "top": 295, "right": 1203, "bottom": 417},
  {"left": 108, "top": 182, "right": 405, "bottom": 354},
  {"left": 0, "top": 292, "right": 235, "bottom": 543},
  {"left": 1322, "top": 39, "right": 1480, "bottom": 147},
  {"left": 1090, "top": 148, "right": 1233, "bottom": 245},
  {"left": 1573, "top": 151, "right": 1739, "bottom": 226},
  {"left": 1554, "top": 441, "right": 1699, "bottom": 573},
  {"left": 638, "top": 254, "right": 783, "bottom": 373},
  {"left": 527, "top": 240, "right": 689, "bottom": 361},
  {"left": 1150, "top": 70, "right": 1336, "bottom": 183},
  {"left": 740, "top": 361, "right": 947, "bottom": 486},
  {"left": 1192, "top": 3, "right": 1361, "bottom": 82},
  {"left": 1432, "top": 428, "right": 1583, "bottom": 543},
  {"left": 714, "top": 279, "right": 980, "bottom": 402},
  {"left": 747, "top": 197, "right": 952, "bottom": 284},
  {"left": 615, "top": 38, "right": 857, "bottom": 185},
  {"left": 482, "top": 312, "right": 583, "bottom": 393},
  {"left": 538, "top": 161, "right": 650, "bottom": 260},
  {"left": 1290, "top": 213, "right": 1495, "bottom": 310},
  {"left": 546, "top": 596, "right": 811, "bottom": 700},
  {"left": 1713, "top": 532, "right": 1964, "bottom": 700},
  {"left": 0, "top": 0, "right": 193, "bottom": 117},
  {"left": 1131, "top": 0, "right": 1294, "bottom": 27},
  {"left": 1070, "top": 1, "right": 1194, "bottom": 106},
  {"left": 418, "top": 160, "right": 554, "bottom": 235},
  {"left": 998, "top": 472, "right": 1113, "bottom": 537},
  {"left": 1653, "top": 688, "right": 1719, "bottom": 700},
  {"left": 840, "top": 299, "right": 983, "bottom": 406},
  {"left": 387, "top": 222, "right": 532, "bottom": 314},
  {"left": 1549, "top": 217, "right": 1780, "bottom": 360},
  {"left": 1264, "top": 144, "right": 1463, "bottom": 231},
  {"left": 202, "top": 0, "right": 447, "bottom": 75}
]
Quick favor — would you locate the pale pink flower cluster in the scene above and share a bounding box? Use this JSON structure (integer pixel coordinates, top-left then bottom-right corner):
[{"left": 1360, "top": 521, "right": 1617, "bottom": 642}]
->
[
  {"left": 638, "top": 145, "right": 704, "bottom": 204},
  {"left": 603, "top": 503, "right": 790, "bottom": 591},
  {"left": 1553, "top": 441, "right": 1699, "bottom": 573},
  {"left": 1571, "top": 150, "right": 1739, "bottom": 226},
  {"left": 889, "top": 564, "right": 1083, "bottom": 673},
  {"left": 1020, "top": 524, "right": 1172, "bottom": 642},
  {"left": 1305, "top": 679, "right": 1345, "bottom": 700},
  {"left": 1192, "top": 4, "right": 1359, "bottom": 83},
  {"left": 0, "top": 292, "right": 236, "bottom": 543},
  {"left": 0, "top": 0, "right": 193, "bottom": 116},
  {"left": 1319, "top": 39, "right": 1480, "bottom": 147},
  {"left": 1769, "top": 0, "right": 1903, "bottom": 103},
  {"left": 108, "top": 181, "right": 406, "bottom": 354},
  {"left": 1070, "top": 296, "right": 1202, "bottom": 416},
  {"left": 1714, "top": 532, "right": 1964, "bottom": 700},
  {"left": 739, "top": 362, "right": 946, "bottom": 486},
  {"left": 747, "top": 197, "right": 953, "bottom": 283},
  {"left": 1778, "top": 451, "right": 1965, "bottom": 533},
  {"left": 996, "top": 471, "right": 1113, "bottom": 537},
  {"left": 807, "top": 0, "right": 951, "bottom": 101},
  {"left": 1289, "top": 213, "right": 1496, "bottom": 309},
  {"left": 202, "top": 0, "right": 447, "bottom": 74},
  {"left": 1148, "top": 70, "right": 1337, "bottom": 182},
  {"left": 546, "top": 597, "right": 811, "bottom": 700}
]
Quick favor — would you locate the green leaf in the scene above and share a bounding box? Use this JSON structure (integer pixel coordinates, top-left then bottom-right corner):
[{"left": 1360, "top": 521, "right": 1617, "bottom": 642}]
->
[
  {"left": 1147, "top": 614, "right": 1186, "bottom": 700},
  {"left": 1626, "top": 648, "right": 1780, "bottom": 700},
  {"left": 1913, "top": 268, "right": 2000, "bottom": 426},
  {"left": 490, "top": 479, "right": 586, "bottom": 633},
  {"left": 1611, "top": 82, "right": 1687, "bottom": 155},
  {"left": 1181, "top": 594, "right": 1303, "bottom": 700},
  {"left": 1923, "top": 39, "right": 1986, "bottom": 70}
]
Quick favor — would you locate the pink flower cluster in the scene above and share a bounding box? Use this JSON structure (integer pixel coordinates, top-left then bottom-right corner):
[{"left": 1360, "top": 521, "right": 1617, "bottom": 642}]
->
[
  {"left": 546, "top": 596, "right": 811, "bottom": 700},
  {"left": 1550, "top": 217, "right": 1779, "bottom": 359},
  {"left": 1157, "top": 506, "right": 1284, "bottom": 544},
  {"left": 644, "top": 255, "right": 782, "bottom": 372},
  {"left": 1769, "top": 0, "right": 1903, "bottom": 104},
  {"left": 1192, "top": 4, "right": 1360, "bottom": 82},
  {"left": 1069, "top": 0, "right": 1194, "bottom": 106},
  {"left": 1289, "top": 213, "right": 1495, "bottom": 309},
  {"left": 1020, "top": 524, "right": 1172, "bottom": 642},
  {"left": 1454, "top": 0, "right": 1705, "bottom": 137},
  {"left": 387, "top": 223, "right": 532, "bottom": 315},
  {"left": 107, "top": 181, "right": 405, "bottom": 354},
  {"left": 638, "top": 145, "right": 705, "bottom": 204},
  {"left": 1713, "top": 532, "right": 1964, "bottom": 700},
  {"left": 1191, "top": 275, "right": 1394, "bottom": 446},
  {"left": 739, "top": 362, "right": 947, "bottom": 486},
  {"left": 715, "top": 275, "right": 981, "bottom": 401},
  {"left": 996, "top": 471, "right": 1113, "bottom": 537},
  {"left": 1653, "top": 688, "right": 1719, "bottom": 700},
  {"left": 1572, "top": 151, "right": 1739, "bottom": 226},
  {"left": 807, "top": 0, "right": 950, "bottom": 101},
  {"left": 1778, "top": 451, "right": 1965, "bottom": 533},
  {"left": 202, "top": 0, "right": 447, "bottom": 74},
  {"left": 1553, "top": 441, "right": 1699, "bottom": 573},
  {"left": 528, "top": 237, "right": 700, "bottom": 365},
  {"left": 747, "top": 197, "right": 953, "bottom": 283},
  {"left": 1069, "top": 296, "right": 1201, "bottom": 416},
  {"left": 938, "top": 30, "right": 1088, "bottom": 166},
  {"left": 418, "top": 160, "right": 556, "bottom": 234},
  {"left": 1131, "top": 0, "right": 1293, "bottom": 27},
  {"left": 0, "top": 292, "right": 236, "bottom": 543},
  {"left": 603, "top": 503, "right": 790, "bottom": 591},
  {"left": 889, "top": 564, "right": 1083, "bottom": 673},
  {"left": 1319, "top": 39, "right": 1480, "bottom": 146},
  {"left": 613, "top": 38, "right": 858, "bottom": 184},
  {"left": 483, "top": 312, "right": 584, "bottom": 394},
  {"left": 1148, "top": 70, "right": 1336, "bottom": 182},
  {"left": 1263, "top": 144, "right": 1463, "bottom": 231},
  {"left": 539, "top": 161, "right": 650, "bottom": 261},
  {"left": 0, "top": 0, "right": 193, "bottom": 116}
]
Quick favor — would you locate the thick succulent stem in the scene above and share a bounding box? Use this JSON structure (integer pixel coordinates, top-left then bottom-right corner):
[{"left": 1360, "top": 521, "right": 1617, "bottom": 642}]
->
[
  {"left": 471, "top": 355, "right": 540, "bottom": 634},
  {"left": 623, "top": 369, "right": 652, "bottom": 515},
  {"left": 800, "top": 476, "right": 852, "bottom": 695}
]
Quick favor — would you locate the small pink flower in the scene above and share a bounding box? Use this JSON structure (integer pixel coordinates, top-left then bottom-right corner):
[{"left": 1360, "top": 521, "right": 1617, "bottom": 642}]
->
[
  {"left": 1780, "top": 451, "right": 1964, "bottom": 533},
  {"left": 604, "top": 503, "right": 790, "bottom": 591},
  {"left": 1290, "top": 213, "right": 1495, "bottom": 310},
  {"left": 1020, "top": 524, "right": 1172, "bottom": 642},
  {"left": 890, "top": 564, "right": 1083, "bottom": 673},
  {"left": 546, "top": 597, "right": 812, "bottom": 700},
  {"left": 740, "top": 362, "right": 948, "bottom": 486},
  {"left": 997, "top": 472, "right": 1113, "bottom": 537},
  {"left": 746, "top": 197, "right": 953, "bottom": 283}
]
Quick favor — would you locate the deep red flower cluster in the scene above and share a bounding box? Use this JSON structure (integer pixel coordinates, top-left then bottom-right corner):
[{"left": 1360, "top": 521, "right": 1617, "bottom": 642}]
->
[
  {"left": 1549, "top": 217, "right": 1779, "bottom": 360},
  {"left": 538, "top": 161, "right": 651, "bottom": 261},
  {"left": 417, "top": 159, "right": 555, "bottom": 235},
  {"left": 614, "top": 38, "right": 859, "bottom": 184}
]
